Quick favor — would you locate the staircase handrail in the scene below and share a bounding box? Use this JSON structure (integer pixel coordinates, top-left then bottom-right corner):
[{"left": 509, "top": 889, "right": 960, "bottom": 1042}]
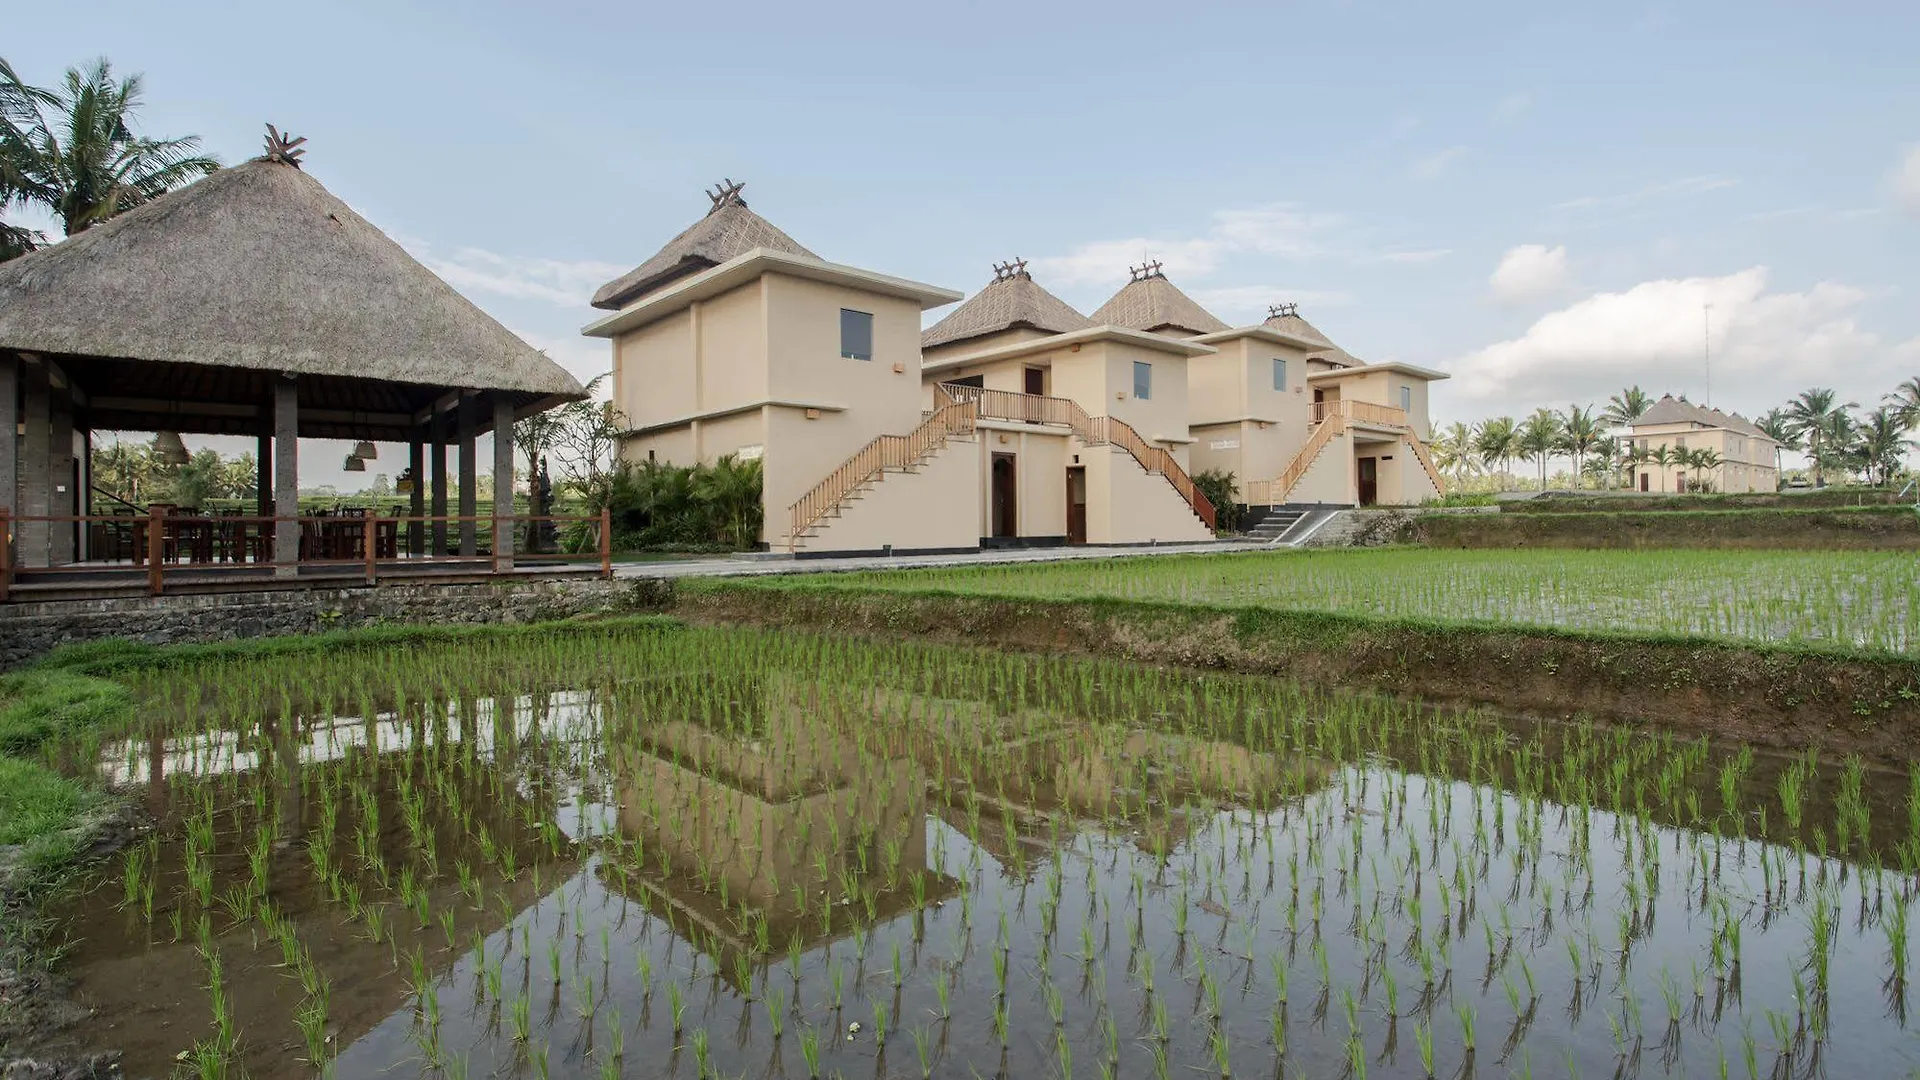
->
[{"left": 786, "top": 398, "right": 977, "bottom": 551}]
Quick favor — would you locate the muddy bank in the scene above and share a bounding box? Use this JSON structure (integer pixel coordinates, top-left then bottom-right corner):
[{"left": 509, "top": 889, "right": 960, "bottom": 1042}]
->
[{"left": 670, "top": 581, "right": 1920, "bottom": 763}]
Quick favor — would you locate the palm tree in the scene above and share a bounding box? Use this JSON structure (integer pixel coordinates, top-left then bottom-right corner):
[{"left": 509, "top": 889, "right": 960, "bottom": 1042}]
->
[
  {"left": 1431, "top": 421, "right": 1475, "bottom": 482},
  {"left": 1885, "top": 377, "right": 1920, "bottom": 432},
  {"left": 0, "top": 57, "right": 219, "bottom": 254},
  {"left": 1855, "top": 406, "right": 1915, "bottom": 486},
  {"left": 1684, "top": 447, "right": 1722, "bottom": 492},
  {"left": 1516, "top": 408, "right": 1563, "bottom": 491},
  {"left": 1602, "top": 386, "right": 1655, "bottom": 429},
  {"left": 1557, "top": 405, "right": 1601, "bottom": 490},
  {"left": 1472, "top": 417, "right": 1518, "bottom": 488},
  {"left": 1754, "top": 407, "right": 1799, "bottom": 481},
  {"left": 692, "top": 454, "right": 764, "bottom": 549},
  {"left": 1782, "top": 388, "right": 1854, "bottom": 488}
]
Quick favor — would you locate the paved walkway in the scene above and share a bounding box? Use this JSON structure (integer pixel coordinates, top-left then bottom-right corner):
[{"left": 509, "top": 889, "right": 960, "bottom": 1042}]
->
[{"left": 614, "top": 541, "right": 1268, "bottom": 581}]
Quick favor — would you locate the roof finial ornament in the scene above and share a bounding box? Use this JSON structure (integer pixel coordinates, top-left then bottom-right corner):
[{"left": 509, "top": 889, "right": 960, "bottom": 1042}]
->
[
  {"left": 705, "top": 178, "right": 747, "bottom": 215},
  {"left": 991, "top": 258, "right": 1028, "bottom": 283},
  {"left": 1127, "top": 260, "right": 1165, "bottom": 282},
  {"left": 1268, "top": 302, "right": 1299, "bottom": 319},
  {"left": 262, "top": 124, "right": 307, "bottom": 168}
]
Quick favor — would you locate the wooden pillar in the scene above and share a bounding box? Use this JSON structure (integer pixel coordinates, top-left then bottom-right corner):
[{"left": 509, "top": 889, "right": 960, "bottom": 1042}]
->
[
  {"left": 18, "top": 359, "right": 50, "bottom": 567},
  {"left": 255, "top": 430, "right": 273, "bottom": 517},
  {"left": 76, "top": 428, "right": 91, "bottom": 560},
  {"left": 456, "top": 395, "right": 477, "bottom": 556},
  {"left": 272, "top": 378, "right": 300, "bottom": 575},
  {"left": 408, "top": 435, "right": 425, "bottom": 557},
  {"left": 492, "top": 396, "right": 515, "bottom": 568},
  {"left": 49, "top": 378, "right": 74, "bottom": 564},
  {"left": 429, "top": 406, "right": 449, "bottom": 556},
  {"left": 0, "top": 353, "right": 17, "bottom": 523}
]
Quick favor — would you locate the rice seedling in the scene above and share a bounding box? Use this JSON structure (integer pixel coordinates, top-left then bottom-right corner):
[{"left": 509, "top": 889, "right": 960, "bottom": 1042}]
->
[{"left": 36, "top": 621, "right": 1916, "bottom": 1080}]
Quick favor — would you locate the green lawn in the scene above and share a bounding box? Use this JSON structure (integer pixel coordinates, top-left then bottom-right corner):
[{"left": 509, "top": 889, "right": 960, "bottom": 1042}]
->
[{"left": 798, "top": 548, "right": 1920, "bottom": 653}]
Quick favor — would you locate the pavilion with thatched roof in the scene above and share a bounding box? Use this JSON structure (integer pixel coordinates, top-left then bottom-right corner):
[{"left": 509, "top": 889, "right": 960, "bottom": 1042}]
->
[{"left": 0, "top": 126, "right": 586, "bottom": 584}]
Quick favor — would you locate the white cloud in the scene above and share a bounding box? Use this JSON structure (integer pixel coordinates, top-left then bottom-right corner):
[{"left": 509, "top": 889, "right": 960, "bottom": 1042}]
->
[
  {"left": 1029, "top": 204, "right": 1341, "bottom": 287},
  {"left": 1892, "top": 145, "right": 1920, "bottom": 217},
  {"left": 1411, "top": 146, "right": 1467, "bottom": 181},
  {"left": 1493, "top": 93, "right": 1532, "bottom": 122},
  {"left": 1489, "top": 244, "right": 1570, "bottom": 304},
  {"left": 395, "top": 234, "right": 627, "bottom": 308},
  {"left": 1552, "top": 175, "right": 1737, "bottom": 212},
  {"left": 1189, "top": 286, "right": 1352, "bottom": 322},
  {"left": 1447, "top": 268, "right": 1898, "bottom": 420},
  {"left": 1382, "top": 249, "right": 1453, "bottom": 264}
]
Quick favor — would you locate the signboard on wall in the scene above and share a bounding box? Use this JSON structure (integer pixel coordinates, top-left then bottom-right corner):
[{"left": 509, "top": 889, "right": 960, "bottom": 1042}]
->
[
  {"left": 736, "top": 444, "right": 765, "bottom": 462},
  {"left": 1208, "top": 439, "right": 1241, "bottom": 451}
]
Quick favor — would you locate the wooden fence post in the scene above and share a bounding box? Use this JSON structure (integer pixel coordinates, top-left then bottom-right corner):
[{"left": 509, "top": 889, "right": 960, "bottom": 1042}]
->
[
  {"left": 0, "top": 508, "right": 11, "bottom": 603},
  {"left": 600, "top": 507, "right": 612, "bottom": 579},
  {"left": 147, "top": 505, "right": 165, "bottom": 596},
  {"left": 365, "top": 516, "right": 379, "bottom": 585}
]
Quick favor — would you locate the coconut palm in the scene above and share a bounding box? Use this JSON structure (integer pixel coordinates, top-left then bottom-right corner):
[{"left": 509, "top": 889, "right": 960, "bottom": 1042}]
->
[
  {"left": 1602, "top": 386, "right": 1654, "bottom": 429},
  {"left": 692, "top": 454, "right": 764, "bottom": 549},
  {"left": 1754, "top": 407, "right": 1798, "bottom": 479},
  {"left": 1782, "top": 388, "right": 1854, "bottom": 488},
  {"left": 1886, "top": 377, "right": 1920, "bottom": 432},
  {"left": 1852, "top": 407, "right": 1913, "bottom": 487},
  {"left": 1472, "top": 417, "right": 1519, "bottom": 488},
  {"left": 1430, "top": 421, "right": 1475, "bottom": 481},
  {"left": 1516, "top": 408, "right": 1563, "bottom": 491},
  {"left": 1684, "top": 447, "right": 1722, "bottom": 492},
  {"left": 0, "top": 56, "right": 219, "bottom": 253},
  {"left": 1556, "top": 405, "right": 1602, "bottom": 490}
]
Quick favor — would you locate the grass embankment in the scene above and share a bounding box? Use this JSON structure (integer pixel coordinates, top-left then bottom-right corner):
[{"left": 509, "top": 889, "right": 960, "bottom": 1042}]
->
[
  {"left": 671, "top": 576, "right": 1920, "bottom": 763},
  {"left": 1421, "top": 505, "right": 1920, "bottom": 549}
]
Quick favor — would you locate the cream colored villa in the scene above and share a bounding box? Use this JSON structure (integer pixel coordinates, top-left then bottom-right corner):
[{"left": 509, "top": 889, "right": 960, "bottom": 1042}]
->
[
  {"left": 1625, "top": 395, "right": 1780, "bottom": 493},
  {"left": 585, "top": 184, "right": 1448, "bottom": 554}
]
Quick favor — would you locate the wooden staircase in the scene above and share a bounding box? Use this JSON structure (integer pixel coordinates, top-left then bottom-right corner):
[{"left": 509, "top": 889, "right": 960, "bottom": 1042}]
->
[{"left": 786, "top": 399, "right": 978, "bottom": 552}]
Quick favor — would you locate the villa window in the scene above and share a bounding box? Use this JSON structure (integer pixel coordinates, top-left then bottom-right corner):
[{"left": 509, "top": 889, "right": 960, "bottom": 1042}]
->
[
  {"left": 839, "top": 308, "right": 873, "bottom": 361},
  {"left": 1400, "top": 385, "right": 1412, "bottom": 412},
  {"left": 1133, "top": 361, "right": 1152, "bottom": 400},
  {"left": 1272, "top": 358, "right": 1286, "bottom": 391}
]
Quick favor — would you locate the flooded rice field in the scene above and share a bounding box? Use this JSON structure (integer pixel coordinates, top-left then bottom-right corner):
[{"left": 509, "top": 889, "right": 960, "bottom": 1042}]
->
[{"left": 54, "top": 625, "right": 1920, "bottom": 1078}]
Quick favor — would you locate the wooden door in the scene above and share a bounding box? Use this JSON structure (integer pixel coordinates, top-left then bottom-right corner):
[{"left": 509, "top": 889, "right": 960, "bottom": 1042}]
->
[
  {"left": 1357, "top": 457, "right": 1378, "bottom": 506},
  {"left": 991, "top": 454, "right": 1018, "bottom": 538},
  {"left": 1024, "top": 367, "right": 1046, "bottom": 396},
  {"left": 1065, "top": 466, "right": 1087, "bottom": 544}
]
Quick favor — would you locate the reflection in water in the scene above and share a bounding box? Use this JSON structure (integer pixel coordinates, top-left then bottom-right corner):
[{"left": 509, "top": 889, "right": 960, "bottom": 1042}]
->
[{"left": 45, "top": 627, "right": 1920, "bottom": 1080}]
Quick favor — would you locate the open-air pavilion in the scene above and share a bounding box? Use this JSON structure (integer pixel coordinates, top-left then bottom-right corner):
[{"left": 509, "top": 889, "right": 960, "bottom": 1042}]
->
[{"left": 0, "top": 130, "right": 591, "bottom": 600}]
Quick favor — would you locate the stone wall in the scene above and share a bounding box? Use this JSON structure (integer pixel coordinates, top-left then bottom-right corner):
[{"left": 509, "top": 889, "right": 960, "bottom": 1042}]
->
[
  {"left": 1298, "top": 506, "right": 1499, "bottom": 548},
  {"left": 0, "top": 577, "right": 671, "bottom": 669}
]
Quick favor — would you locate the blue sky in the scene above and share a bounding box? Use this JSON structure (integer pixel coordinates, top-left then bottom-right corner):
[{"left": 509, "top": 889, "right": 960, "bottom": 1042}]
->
[{"left": 11, "top": 0, "right": 1919, "bottom": 486}]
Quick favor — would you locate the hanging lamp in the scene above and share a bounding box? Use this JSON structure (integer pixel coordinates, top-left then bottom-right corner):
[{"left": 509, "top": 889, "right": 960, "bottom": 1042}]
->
[
  {"left": 343, "top": 454, "right": 366, "bottom": 473},
  {"left": 351, "top": 440, "right": 378, "bottom": 460}
]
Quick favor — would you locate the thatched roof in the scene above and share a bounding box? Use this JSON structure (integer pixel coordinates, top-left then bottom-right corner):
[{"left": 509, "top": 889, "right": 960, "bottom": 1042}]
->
[
  {"left": 1630, "top": 394, "right": 1772, "bottom": 440},
  {"left": 921, "top": 266, "right": 1092, "bottom": 350},
  {"left": 1090, "top": 272, "right": 1229, "bottom": 336},
  {"left": 0, "top": 155, "right": 586, "bottom": 406},
  {"left": 1264, "top": 309, "right": 1359, "bottom": 367},
  {"left": 592, "top": 190, "right": 817, "bottom": 310}
]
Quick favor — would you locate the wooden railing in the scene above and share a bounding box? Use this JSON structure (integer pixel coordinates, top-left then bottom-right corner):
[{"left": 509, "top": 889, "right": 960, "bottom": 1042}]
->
[
  {"left": 1404, "top": 434, "right": 1448, "bottom": 496},
  {"left": 1310, "top": 400, "right": 1409, "bottom": 428},
  {"left": 0, "top": 508, "right": 614, "bottom": 600},
  {"left": 1247, "top": 411, "right": 1348, "bottom": 506},
  {"left": 1086, "top": 415, "right": 1217, "bottom": 531},
  {"left": 939, "top": 383, "right": 1216, "bottom": 531},
  {"left": 786, "top": 398, "right": 979, "bottom": 551}
]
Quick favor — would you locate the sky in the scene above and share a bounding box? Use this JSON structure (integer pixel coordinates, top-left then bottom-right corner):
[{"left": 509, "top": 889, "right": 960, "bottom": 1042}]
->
[{"left": 10, "top": 0, "right": 1919, "bottom": 488}]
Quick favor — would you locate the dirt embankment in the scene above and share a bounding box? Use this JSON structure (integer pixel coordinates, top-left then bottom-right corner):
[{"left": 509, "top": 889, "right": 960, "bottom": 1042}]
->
[
  {"left": 1500, "top": 490, "right": 1905, "bottom": 513},
  {"left": 668, "top": 582, "right": 1920, "bottom": 764},
  {"left": 1416, "top": 507, "right": 1920, "bottom": 549}
]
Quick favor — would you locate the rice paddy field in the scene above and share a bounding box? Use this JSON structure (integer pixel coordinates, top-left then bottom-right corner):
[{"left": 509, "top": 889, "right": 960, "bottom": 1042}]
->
[
  {"left": 806, "top": 549, "right": 1920, "bottom": 654},
  {"left": 46, "top": 623, "right": 1920, "bottom": 1079}
]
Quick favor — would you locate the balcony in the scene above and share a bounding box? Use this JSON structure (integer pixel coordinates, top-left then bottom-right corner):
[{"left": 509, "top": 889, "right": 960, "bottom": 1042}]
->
[{"left": 1310, "top": 400, "right": 1409, "bottom": 429}]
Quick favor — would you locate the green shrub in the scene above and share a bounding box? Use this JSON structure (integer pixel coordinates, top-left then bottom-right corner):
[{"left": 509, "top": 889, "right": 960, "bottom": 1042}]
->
[
  {"left": 1193, "top": 469, "right": 1241, "bottom": 532},
  {"left": 579, "top": 455, "right": 765, "bottom": 551}
]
